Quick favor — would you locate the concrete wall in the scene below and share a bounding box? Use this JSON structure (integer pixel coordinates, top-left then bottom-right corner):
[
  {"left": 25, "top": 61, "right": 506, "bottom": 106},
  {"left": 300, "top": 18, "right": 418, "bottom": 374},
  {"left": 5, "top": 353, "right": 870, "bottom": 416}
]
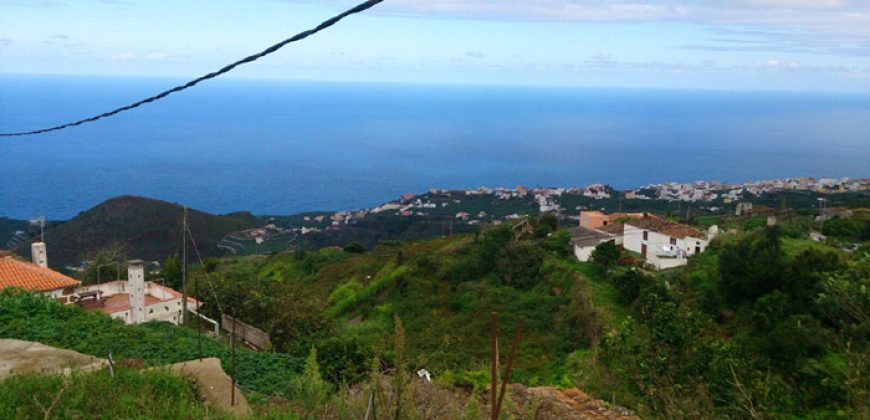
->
[
  {"left": 574, "top": 244, "right": 596, "bottom": 262},
  {"left": 222, "top": 314, "right": 272, "bottom": 351},
  {"left": 145, "top": 299, "right": 183, "bottom": 324}
]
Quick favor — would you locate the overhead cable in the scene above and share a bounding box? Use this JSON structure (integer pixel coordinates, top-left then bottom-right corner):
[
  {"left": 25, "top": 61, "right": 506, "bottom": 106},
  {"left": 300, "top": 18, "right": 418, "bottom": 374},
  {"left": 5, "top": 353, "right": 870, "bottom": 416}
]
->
[{"left": 0, "top": 0, "right": 385, "bottom": 137}]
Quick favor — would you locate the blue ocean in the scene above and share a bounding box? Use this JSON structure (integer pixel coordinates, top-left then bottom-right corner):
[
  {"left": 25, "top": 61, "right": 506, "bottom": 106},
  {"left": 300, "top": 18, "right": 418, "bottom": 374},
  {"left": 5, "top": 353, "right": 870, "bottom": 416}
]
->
[{"left": 1, "top": 75, "right": 869, "bottom": 220}]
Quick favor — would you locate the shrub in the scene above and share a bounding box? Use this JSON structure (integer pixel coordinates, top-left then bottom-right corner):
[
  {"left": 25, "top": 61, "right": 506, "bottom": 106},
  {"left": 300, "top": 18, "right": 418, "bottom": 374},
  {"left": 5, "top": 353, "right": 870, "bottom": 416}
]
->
[
  {"left": 343, "top": 241, "right": 367, "bottom": 254},
  {"left": 609, "top": 270, "right": 654, "bottom": 305},
  {"left": 591, "top": 241, "right": 620, "bottom": 274}
]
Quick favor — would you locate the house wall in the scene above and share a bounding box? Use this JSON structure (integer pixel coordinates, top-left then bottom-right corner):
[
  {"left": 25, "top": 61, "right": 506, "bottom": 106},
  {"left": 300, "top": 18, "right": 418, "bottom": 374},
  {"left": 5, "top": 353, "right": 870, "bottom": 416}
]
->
[
  {"left": 573, "top": 244, "right": 596, "bottom": 262},
  {"left": 580, "top": 212, "right": 609, "bottom": 229},
  {"left": 624, "top": 223, "right": 709, "bottom": 270},
  {"left": 145, "top": 298, "right": 183, "bottom": 324}
]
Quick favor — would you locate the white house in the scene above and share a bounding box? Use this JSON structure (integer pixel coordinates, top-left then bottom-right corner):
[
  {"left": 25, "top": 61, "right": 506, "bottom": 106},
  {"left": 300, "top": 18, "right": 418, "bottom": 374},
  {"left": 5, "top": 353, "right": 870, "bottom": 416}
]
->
[
  {"left": 570, "top": 227, "right": 617, "bottom": 262},
  {"left": 74, "top": 260, "right": 203, "bottom": 326},
  {"left": 0, "top": 243, "right": 81, "bottom": 298},
  {"left": 623, "top": 215, "right": 713, "bottom": 270}
]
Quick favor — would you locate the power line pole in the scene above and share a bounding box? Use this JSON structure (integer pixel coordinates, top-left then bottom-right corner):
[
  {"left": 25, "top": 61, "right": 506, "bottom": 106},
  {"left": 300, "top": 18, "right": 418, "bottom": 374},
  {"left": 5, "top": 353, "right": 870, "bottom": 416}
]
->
[{"left": 182, "top": 206, "right": 188, "bottom": 325}]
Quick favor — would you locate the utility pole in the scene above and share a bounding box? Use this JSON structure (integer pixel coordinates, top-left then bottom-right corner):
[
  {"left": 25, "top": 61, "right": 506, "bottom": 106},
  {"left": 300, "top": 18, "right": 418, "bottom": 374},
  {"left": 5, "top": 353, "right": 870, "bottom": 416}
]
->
[{"left": 182, "top": 206, "right": 188, "bottom": 324}]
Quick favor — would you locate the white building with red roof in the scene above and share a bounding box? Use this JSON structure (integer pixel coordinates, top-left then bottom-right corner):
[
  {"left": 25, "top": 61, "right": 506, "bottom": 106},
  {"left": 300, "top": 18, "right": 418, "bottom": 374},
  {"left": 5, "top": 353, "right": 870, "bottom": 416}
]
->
[
  {"left": 623, "top": 215, "right": 716, "bottom": 270},
  {"left": 74, "top": 260, "right": 201, "bottom": 326},
  {"left": 0, "top": 243, "right": 80, "bottom": 298},
  {"left": 1, "top": 243, "right": 202, "bottom": 327}
]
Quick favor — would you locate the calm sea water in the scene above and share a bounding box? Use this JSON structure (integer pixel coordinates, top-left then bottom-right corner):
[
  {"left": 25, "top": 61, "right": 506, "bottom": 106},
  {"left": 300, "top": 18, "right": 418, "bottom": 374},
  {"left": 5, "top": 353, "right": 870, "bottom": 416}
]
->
[{"left": 1, "top": 75, "right": 869, "bottom": 220}]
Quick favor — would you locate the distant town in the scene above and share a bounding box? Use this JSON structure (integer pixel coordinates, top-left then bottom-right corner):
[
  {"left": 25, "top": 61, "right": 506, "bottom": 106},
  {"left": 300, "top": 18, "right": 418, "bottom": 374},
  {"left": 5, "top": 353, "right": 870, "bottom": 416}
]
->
[{"left": 272, "top": 176, "right": 868, "bottom": 236}]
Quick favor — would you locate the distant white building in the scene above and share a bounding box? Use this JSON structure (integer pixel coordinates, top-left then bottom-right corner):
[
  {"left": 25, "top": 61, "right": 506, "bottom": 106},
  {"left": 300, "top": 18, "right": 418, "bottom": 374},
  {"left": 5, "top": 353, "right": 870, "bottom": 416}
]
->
[{"left": 623, "top": 215, "right": 713, "bottom": 270}]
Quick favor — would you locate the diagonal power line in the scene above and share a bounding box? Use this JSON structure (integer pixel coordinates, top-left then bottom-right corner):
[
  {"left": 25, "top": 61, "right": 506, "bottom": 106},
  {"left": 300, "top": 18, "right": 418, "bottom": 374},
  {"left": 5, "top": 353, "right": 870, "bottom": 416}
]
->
[{"left": 0, "top": 0, "right": 385, "bottom": 138}]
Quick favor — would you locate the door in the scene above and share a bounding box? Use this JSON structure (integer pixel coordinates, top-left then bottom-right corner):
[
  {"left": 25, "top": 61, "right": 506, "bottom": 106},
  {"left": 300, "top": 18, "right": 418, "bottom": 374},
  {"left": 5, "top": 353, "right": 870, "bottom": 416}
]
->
[{"left": 641, "top": 243, "right": 647, "bottom": 258}]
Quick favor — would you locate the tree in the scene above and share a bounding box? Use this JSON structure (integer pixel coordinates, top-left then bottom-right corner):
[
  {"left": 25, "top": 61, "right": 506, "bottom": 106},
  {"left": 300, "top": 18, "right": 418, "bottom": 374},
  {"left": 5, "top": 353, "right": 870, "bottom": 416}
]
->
[
  {"left": 343, "top": 241, "right": 367, "bottom": 254},
  {"left": 534, "top": 214, "right": 559, "bottom": 238},
  {"left": 163, "top": 253, "right": 182, "bottom": 290},
  {"left": 80, "top": 242, "right": 127, "bottom": 285},
  {"left": 718, "top": 228, "right": 785, "bottom": 305},
  {"left": 591, "top": 240, "right": 620, "bottom": 274},
  {"left": 822, "top": 216, "right": 863, "bottom": 240},
  {"left": 610, "top": 270, "right": 654, "bottom": 305},
  {"left": 289, "top": 347, "right": 331, "bottom": 418}
]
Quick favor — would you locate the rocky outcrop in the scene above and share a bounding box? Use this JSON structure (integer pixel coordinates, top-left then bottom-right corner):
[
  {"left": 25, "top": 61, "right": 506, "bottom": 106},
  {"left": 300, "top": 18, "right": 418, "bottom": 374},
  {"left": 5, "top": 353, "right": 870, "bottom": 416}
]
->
[{"left": 0, "top": 339, "right": 106, "bottom": 379}]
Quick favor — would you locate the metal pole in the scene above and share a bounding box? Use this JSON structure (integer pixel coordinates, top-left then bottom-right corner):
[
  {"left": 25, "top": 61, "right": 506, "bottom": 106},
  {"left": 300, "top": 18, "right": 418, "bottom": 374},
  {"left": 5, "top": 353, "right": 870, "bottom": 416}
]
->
[{"left": 490, "top": 312, "right": 498, "bottom": 420}]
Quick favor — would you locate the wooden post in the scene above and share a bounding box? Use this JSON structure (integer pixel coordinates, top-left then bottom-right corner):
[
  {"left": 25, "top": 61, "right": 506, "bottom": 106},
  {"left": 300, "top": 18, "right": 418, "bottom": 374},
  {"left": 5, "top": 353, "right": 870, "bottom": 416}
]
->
[
  {"left": 182, "top": 206, "right": 188, "bottom": 324},
  {"left": 495, "top": 319, "right": 523, "bottom": 418},
  {"left": 196, "top": 277, "right": 202, "bottom": 361},
  {"left": 231, "top": 314, "right": 236, "bottom": 407},
  {"left": 491, "top": 312, "right": 498, "bottom": 420}
]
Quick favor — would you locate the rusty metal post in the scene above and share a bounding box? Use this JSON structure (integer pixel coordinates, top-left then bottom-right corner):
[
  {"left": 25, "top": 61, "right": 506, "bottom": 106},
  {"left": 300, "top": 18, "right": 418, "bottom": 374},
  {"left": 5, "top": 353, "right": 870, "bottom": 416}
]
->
[
  {"left": 495, "top": 319, "right": 523, "bottom": 418},
  {"left": 491, "top": 312, "right": 498, "bottom": 420}
]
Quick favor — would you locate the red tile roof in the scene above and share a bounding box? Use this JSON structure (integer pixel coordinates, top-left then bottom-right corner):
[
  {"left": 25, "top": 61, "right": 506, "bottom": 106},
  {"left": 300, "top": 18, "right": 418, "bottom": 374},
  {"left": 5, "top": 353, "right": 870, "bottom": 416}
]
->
[
  {"left": 0, "top": 256, "right": 81, "bottom": 292},
  {"left": 626, "top": 217, "right": 705, "bottom": 239}
]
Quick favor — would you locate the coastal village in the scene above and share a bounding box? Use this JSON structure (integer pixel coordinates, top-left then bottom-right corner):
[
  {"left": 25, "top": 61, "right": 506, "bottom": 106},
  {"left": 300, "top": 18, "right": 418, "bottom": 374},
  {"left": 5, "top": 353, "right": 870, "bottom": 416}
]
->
[{"left": 222, "top": 176, "right": 868, "bottom": 252}]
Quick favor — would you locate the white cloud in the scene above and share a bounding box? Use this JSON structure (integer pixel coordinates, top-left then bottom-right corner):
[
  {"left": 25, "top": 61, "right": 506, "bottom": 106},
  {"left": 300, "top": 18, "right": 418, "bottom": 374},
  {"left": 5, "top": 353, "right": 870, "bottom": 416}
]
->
[
  {"left": 109, "top": 51, "right": 173, "bottom": 61},
  {"left": 300, "top": 1, "right": 870, "bottom": 39}
]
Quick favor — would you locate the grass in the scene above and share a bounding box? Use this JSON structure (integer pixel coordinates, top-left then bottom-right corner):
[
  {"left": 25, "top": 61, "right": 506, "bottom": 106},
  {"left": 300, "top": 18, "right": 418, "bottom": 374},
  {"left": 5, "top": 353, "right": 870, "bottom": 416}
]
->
[
  {"left": 0, "top": 368, "right": 230, "bottom": 419},
  {"left": 571, "top": 262, "right": 630, "bottom": 327},
  {"left": 0, "top": 289, "right": 303, "bottom": 397},
  {"left": 781, "top": 237, "right": 840, "bottom": 257}
]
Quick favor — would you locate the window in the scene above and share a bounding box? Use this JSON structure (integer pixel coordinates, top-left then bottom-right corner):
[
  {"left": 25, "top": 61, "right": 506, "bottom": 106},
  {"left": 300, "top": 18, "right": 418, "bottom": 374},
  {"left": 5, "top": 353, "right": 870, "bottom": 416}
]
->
[
  {"left": 603, "top": 221, "right": 608, "bottom": 226},
  {"left": 643, "top": 231, "right": 648, "bottom": 240},
  {"left": 670, "top": 237, "right": 677, "bottom": 245}
]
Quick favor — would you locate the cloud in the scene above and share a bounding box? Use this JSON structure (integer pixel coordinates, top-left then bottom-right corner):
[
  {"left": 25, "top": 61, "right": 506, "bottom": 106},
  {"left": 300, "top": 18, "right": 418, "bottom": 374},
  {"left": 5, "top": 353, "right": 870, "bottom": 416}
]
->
[
  {"left": 110, "top": 51, "right": 174, "bottom": 61},
  {"left": 145, "top": 51, "right": 172, "bottom": 60},
  {"left": 290, "top": 1, "right": 870, "bottom": 40},
  {"left": 0, "top": 38, "right": 13, "bottom": 46},
  {"left": 465, "top": 50, "right": 485, "bottom": 58}
]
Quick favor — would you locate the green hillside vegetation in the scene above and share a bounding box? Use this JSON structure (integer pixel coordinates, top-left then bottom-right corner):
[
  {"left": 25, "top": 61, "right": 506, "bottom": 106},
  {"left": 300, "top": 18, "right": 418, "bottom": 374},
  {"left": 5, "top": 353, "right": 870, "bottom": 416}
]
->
[
  {"left": 188, "top": 217, "right": 869, "bottom": 418},
  {"left": 16, "top": 195, "right": 257, "bottom": 268},
  {"left": 0, "top": 368, "right": 231, "bottom": 419},
  {"left": 0, "top": 289, "right": 302, "bottom": 397},
  {"left": 2, "top": 213, "right": 868, "bottom": 418}
]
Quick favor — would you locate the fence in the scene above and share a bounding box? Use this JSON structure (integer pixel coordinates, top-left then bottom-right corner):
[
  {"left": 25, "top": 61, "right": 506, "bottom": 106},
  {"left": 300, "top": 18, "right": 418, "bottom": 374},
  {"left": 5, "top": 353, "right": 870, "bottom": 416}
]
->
[{"left": 221, "top": 314, "right": 272, "bottom": 351}]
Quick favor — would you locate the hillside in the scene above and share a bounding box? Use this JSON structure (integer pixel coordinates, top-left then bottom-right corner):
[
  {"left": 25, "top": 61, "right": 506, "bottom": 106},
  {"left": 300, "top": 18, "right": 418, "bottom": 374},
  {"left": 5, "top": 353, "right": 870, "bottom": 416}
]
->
[
  {"left": 185, "top": 216, "right": 869, "bottom": 418},
  {"left": 16, "top": 196, "right": 257, "bottom": 268}
]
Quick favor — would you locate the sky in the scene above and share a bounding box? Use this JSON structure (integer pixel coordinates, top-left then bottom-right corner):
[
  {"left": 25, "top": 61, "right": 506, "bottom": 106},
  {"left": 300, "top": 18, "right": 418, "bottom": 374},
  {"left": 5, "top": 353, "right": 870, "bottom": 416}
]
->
[{"left": 1, "top": 0, "right": 869, "bottom": 91}]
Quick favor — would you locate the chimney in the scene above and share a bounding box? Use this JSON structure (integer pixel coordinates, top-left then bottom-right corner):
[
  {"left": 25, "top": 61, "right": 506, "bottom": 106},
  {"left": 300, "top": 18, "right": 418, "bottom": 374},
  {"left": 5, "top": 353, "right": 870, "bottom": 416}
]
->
[
  {"left": 128, "top": 260, "right": 146, "bottom": 324},
  {"left": 31, "top": 242, "right": 48, "bottom": 268}
]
